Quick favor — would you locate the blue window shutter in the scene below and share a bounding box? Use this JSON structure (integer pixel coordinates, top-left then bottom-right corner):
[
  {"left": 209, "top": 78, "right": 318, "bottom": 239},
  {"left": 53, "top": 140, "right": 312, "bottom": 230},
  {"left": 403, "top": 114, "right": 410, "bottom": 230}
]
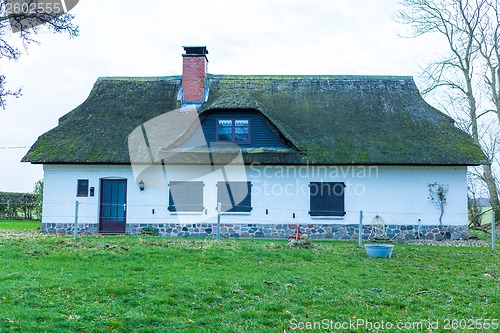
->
[
  {"left": 168, "top": 181, "right": 204, "bottom": 212},
  {"left": 217, "top": 181, "right": 252, "bottom": 213},
  {"left": 309, "top": 182, "right": 345, "bottom": 216},
  {"left": 330, "top": 182, "right": 345, "bottom": 216}
]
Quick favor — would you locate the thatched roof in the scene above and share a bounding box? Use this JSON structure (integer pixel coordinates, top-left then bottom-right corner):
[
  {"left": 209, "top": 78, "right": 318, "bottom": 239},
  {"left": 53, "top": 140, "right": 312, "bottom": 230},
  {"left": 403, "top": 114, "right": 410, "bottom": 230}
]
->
[{"left": 22, "top": 75, "right": 485, "bottom": 165}]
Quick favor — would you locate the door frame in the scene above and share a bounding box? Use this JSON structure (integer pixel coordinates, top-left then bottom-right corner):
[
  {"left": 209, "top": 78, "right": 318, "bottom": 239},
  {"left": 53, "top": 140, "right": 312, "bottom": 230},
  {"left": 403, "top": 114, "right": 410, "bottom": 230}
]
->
[{"left": 99, "top": 178, "right": 127, "bottom": 234}]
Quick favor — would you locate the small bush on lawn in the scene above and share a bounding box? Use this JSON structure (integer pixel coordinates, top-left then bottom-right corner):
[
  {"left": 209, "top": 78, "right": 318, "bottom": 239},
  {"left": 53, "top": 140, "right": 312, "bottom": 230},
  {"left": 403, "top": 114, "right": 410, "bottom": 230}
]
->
[
  {"left": 288, "top": 234, "right": 314, "bottom": 248},
  {"left": 140, "top": 226, "right": 159, "bottom": 236}
]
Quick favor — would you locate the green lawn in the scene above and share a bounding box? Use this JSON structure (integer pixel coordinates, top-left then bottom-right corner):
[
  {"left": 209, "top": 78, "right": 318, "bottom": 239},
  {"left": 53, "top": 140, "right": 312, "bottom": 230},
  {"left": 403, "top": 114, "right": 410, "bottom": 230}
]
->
[
  {"left": 0, "top": 219, "right": 40, "bottom": 231},
  {"left": 0, "top": 233, "right": 498, "bottom": 333}
]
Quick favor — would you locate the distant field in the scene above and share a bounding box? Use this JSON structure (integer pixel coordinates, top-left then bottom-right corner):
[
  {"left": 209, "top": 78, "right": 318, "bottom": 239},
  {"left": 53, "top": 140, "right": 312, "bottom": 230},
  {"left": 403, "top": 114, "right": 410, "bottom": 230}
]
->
[
  {"left": 0, "top": 233, "right": 498, "bottom": 332},
  {"left": 0, "top": 219, "right": 40, "bottom": 230},
  {"left": 479, "top": 207, "right": 494, "bottom": 225}
]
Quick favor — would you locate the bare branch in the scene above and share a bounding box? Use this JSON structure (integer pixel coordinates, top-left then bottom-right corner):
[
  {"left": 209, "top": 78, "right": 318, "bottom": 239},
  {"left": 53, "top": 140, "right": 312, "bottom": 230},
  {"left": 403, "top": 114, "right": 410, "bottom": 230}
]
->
[{"left": 0, "top": 75, "right": 21, "bottom": 109}]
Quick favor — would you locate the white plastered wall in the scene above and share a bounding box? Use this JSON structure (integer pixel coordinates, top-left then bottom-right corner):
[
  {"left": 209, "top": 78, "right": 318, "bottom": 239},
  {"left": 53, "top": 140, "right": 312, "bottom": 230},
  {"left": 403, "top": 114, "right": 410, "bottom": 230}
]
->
[{"left": 42, "top": 164, "right": 468, "bottom": 227}]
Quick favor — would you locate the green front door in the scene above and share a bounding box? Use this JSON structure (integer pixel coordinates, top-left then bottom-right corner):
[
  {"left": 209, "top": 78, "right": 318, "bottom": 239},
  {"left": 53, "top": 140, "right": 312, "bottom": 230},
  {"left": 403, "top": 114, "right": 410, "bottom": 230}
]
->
[{"left": 99, "top": 179, "right": 127, "bottom": 233}]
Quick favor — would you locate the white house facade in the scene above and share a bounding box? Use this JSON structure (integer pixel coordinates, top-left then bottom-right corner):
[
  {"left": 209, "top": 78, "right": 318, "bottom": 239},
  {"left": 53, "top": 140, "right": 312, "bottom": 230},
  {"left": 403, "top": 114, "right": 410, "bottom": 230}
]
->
[
  {"left": 24, "top": 46, "right": 485, "bottom": 240},
  {"left": 41, "top": 163, "right": 469, "bottom": 240}
]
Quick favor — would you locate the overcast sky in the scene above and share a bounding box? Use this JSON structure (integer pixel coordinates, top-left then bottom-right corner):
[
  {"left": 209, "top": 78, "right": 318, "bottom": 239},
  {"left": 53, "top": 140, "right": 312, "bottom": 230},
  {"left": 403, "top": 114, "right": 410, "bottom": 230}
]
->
[{"left": 0, "top": 0, "right": 446, "bottom": 193}]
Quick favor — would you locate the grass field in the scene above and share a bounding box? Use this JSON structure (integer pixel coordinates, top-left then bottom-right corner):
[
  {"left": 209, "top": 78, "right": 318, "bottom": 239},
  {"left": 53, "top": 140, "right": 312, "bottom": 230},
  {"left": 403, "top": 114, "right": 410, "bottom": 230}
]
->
[
  {"left": 0, "top": 232, "right": 498, "bottom": 333},
  {"left": 0, "top": 219, "right": 40, "bottom": 231},
  {"left": 474, "top": 207, "right": 494, "bottom": 227}
]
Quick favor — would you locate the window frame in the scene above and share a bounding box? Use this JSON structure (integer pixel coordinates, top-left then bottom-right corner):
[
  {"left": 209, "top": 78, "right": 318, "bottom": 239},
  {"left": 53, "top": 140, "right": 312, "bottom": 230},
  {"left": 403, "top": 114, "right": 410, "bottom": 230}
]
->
[
  {"left": 168, "top": 181, "right": 205, "bottom": 213},
  {"left": 309, "top": 181, "right": 346, "bottom": 217},
  {"left": 217, "top": 181, "right": 252, "bottom": 213},
  {"left": 216, "top": 118, "right": 251, "bottom": 144},
  {"left": 76, "top": 179, "right": 89, "bottom": 197}
]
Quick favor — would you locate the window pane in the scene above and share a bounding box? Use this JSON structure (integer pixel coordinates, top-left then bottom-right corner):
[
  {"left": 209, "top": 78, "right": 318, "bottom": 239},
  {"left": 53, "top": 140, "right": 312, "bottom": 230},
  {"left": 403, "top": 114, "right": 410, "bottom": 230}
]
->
[
  {"left": 234, "top": 134, "right": 249, "bottom": 142},
  {"left": 116, "top": 183, "right": 125, "bottom": 221},
  {"left": 218, "top": 134, "right": 232, "bottom": 141},
  {"left": 111, "top": 183, "right": 119, "bottom": 221},
  {"left": 234, "top": 127, "right": 248, "bottom": 134},
  {"left": 234, "top": 120, "right": 249, "bottom": 127},
  {"left": 218, "top": 127, "right": 232, "bottom": 135},
  {"left": 234, "top": 121, "right": 249, "bottom": 142},
  {"left": 218, "top": 119, "right": 232, "bottom": 126},
  {"left": 103, "top": 182, "right": 112, "bottom": 219},
  {"left": 77, "top": 179, "right": 89, "bottom": 197},
  {"left": 218, "top": 126, "right": 232, "bottom": 141}
]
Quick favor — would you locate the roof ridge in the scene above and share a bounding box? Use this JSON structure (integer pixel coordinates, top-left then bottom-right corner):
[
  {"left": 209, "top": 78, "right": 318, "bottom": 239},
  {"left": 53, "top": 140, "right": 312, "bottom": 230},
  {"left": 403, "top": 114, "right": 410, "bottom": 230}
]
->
[
  {"left": 93, "top": 74, "right": 413, "bottom": 82},
  {"left": 96, "top": 76, "right": 181, "bottom": 82},
  {"left": 207, "top": 74, "right": 414, "bottom": 80}
]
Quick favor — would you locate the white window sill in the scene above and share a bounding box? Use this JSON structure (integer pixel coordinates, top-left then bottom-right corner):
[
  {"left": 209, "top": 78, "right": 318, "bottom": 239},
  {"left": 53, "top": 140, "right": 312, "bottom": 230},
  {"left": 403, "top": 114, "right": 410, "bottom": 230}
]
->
[
  {"left": 168, "top": 212, "right": 205, "bottom": 215},
  {"left": 310, "top": 216, "right": 346, "bottom": 220}
]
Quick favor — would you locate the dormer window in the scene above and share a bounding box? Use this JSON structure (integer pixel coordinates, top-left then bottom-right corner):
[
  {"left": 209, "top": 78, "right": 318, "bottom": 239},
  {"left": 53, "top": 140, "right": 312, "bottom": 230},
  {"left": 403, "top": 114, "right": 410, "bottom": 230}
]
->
[{"left": 217, "top": 119, "right": 250, "bottom": 143}]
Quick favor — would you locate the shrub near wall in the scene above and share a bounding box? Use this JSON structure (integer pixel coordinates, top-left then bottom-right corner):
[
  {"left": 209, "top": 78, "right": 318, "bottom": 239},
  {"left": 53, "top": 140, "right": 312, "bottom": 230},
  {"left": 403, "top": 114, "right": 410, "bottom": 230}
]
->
[{"left": 0, "top": 192, "right": 39, "bottom": 220}]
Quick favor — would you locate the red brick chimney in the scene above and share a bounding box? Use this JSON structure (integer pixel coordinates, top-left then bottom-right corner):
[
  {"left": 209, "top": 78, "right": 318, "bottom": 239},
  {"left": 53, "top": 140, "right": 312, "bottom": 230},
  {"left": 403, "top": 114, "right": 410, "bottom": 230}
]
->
[{"left": 181, "top": 46, "right": 209, "bottom": 105}]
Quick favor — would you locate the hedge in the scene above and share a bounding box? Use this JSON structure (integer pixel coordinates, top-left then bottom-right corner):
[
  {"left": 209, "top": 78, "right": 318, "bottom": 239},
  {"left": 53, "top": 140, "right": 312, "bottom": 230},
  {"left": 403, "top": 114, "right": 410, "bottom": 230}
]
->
[{"left": 0, "top": 192, "right": 40, "bottom": 220}]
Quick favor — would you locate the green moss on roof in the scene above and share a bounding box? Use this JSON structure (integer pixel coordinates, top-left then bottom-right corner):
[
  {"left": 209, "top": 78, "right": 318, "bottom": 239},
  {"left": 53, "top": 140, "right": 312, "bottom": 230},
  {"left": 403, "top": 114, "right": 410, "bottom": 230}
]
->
[
  {"left": 22, "top": 75, "right": 485, "bottom": 165},
  {"left": 24, "top": 77, "right": 181, "bottom": 164}
]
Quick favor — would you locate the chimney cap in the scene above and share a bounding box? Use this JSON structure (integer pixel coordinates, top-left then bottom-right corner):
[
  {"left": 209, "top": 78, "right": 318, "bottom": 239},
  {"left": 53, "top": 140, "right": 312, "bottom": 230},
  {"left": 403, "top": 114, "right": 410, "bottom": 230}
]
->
[{"left": 182, "top": 46, "right": 209, "bottom": 56}]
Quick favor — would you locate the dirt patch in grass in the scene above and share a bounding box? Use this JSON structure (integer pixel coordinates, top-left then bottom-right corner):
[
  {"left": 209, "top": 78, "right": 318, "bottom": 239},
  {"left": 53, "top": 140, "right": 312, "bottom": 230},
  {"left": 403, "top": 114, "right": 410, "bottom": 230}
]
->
[{"left": 403, "top": 239, "right": 492, "bottom": 247}]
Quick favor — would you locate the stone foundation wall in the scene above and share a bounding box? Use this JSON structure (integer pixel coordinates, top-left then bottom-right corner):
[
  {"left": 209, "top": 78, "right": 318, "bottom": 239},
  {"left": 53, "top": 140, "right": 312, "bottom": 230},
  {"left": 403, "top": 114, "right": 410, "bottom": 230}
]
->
[
  {"left": 42, "top": 222, "right": 468, "bottom": 240},
  {"left": 42, "top": 223, "right": 99, "bottom": 235}
]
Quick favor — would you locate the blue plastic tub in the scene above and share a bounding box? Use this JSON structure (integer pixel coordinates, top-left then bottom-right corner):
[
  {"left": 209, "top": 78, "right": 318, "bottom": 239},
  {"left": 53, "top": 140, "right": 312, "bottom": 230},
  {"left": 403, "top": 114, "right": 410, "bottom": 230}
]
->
[{"left": 364, "top": 244, "right": 394, "bottom": 258}]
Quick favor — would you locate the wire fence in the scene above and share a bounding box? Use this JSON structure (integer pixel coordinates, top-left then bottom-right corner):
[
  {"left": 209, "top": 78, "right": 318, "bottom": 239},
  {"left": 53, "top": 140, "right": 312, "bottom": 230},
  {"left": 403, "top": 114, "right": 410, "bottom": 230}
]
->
[
  {"left": 41, "top": 200, "right": 473, "bottom": 225},
  {"left": 15, "top": 197, "right": 496, "bottom": 250}
]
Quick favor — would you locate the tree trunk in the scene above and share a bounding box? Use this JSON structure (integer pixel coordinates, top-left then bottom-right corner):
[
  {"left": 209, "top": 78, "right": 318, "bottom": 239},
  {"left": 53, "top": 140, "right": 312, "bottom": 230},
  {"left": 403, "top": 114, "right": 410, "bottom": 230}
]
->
[
  {"left": 486, "top": 60, "right": 500, "bottom": 225},
  {"left": 463, "top": 61, "right": 499, "bottom": 226},
  {"left": 465, "top": 75, "right": 480, "bottom": 144},
  {"left": 439, "top": 200, "right": 444, "bottom": 226}
]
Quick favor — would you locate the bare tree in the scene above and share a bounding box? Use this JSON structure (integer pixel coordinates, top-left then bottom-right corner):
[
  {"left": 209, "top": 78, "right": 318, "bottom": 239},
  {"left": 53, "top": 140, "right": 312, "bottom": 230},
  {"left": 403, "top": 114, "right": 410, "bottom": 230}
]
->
[
  {"left": 476, "top": 0, "right": 500, "bottom": 122},
  {"left": 475, "top": 0, "right": 500, "bottom": 225},
  {"left": 0, "top": 0, "right": 78, "bottom": 108},
  {"left": 467, "top": 173, "right": 483, "bottom": 227},
  {"left": 396, "top": 0, "right": 500, "bottom": 225}
]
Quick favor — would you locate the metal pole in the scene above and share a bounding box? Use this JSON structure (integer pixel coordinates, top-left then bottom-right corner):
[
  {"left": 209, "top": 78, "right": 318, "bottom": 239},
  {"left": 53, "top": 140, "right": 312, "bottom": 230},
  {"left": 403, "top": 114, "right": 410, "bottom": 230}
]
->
[
  {"left": 358, "top": 210, "right": 363, "bottom": 248},
  {"left": 217, "top": 202, "right": 221, "bottom": 241},
  {"left": 492, "top": 210, "right": 496, "bottom": 252},
  {"left": 74, "top": 201, "right": 80, "bottom": 240}
]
